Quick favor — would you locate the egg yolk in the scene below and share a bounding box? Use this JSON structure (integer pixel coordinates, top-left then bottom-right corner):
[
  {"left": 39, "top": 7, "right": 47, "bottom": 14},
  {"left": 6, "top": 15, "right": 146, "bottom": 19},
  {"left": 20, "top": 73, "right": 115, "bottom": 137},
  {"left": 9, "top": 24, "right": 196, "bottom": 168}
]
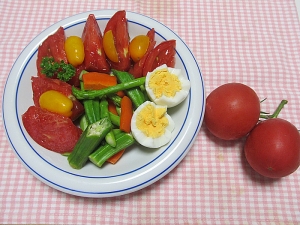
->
[
  {"left": 136, "top": 103, "right": 169, "bottom": 138},
  {"left": 148, "top": 68, "right": 182, "bottom": 98}
]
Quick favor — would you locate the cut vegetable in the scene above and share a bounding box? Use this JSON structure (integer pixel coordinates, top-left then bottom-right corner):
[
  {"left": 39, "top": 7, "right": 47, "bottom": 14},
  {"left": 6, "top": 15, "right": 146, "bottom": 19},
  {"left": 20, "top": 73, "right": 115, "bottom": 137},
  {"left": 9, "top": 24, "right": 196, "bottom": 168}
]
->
[
  {"left": 82, "top": 72, "right": 117, "bottom": 90},
  {"left": 39, "top": 90, "right": 73, "bottom": 117},
  {"left": 108, "top": 99, "right": 119, "bottom": 115},
  {"left": 120, "top": 96, "right": 133, "bottom": 133},
  {"left": 108, "top": 94, "right": 122, "bottom": 107},
  {"left": 89, "top": 132, "right": 135, "bottom": 167},
  {"left": 100, "top": 99, "right": 116, "bottom": 147},
  {"left": 99, "top": 99, "right": 110, "bottom": 119},
  {"left": 107, "top": 149, "right": 126, "bottom": 164},
  {"left": 83, "top": 99, "right": 97, "bottom": 124},
  {"left": 109, "top": 112, "right": 120, "bottom": 127},
  {"left": 106, "top": 128, "right": 126, "bottom": 164},
  {"left": 67, "top": 117, "right": 112, "bottom": 169},
  {"left": 93, "top": 99, "right": 101, "bottom": 121},
  {"left": 79, "top": 115, "right": 89, "bottom": 131},
  {"left": 72, "top": 77, "right": 146, "bottom": 100},
  {"left": 111, "top": 69, "right": 146, "bottom": 109}
]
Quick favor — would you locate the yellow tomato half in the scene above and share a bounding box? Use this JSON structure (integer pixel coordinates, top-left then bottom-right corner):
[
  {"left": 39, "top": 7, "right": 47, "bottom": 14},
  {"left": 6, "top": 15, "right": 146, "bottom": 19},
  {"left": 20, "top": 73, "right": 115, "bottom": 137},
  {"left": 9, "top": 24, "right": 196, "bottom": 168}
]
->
[
  {"left": 64, "top": 36, "right": 85, "bottom": 67},
  {"left": 39, "top": 90, "right": 73, "bottom": 117},
  {"left": 129, "top": 35, "right": 150, "bottom": 62},
  {"left": 103, "top": 30, "right": 119, "bottom": 63}
]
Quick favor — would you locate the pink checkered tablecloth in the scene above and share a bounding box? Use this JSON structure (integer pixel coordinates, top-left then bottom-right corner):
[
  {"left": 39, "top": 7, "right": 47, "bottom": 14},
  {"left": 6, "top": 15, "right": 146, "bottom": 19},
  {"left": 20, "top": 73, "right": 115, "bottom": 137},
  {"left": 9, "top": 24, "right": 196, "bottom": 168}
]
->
[{"left": 1, "top": 0, "right": 300, "bottom": 224}]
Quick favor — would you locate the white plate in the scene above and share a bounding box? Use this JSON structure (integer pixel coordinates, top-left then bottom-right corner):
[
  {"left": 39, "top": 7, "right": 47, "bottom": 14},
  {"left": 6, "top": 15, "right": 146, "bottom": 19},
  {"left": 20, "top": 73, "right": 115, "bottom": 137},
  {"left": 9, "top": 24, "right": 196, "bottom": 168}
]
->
[{"left": 2, "top": 10, "right": 205, "bottom": 197}]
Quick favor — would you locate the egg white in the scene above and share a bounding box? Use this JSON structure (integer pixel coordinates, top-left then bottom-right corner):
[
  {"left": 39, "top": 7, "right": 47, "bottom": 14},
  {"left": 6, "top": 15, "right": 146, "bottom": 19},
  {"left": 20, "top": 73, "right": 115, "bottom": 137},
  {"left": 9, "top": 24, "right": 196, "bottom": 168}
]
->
[
  {"left": 131, "top": 101, "right": 175, "bottom": 148},
  {"left": 145, "top": 64, "right": 191, "bottom": 108}
]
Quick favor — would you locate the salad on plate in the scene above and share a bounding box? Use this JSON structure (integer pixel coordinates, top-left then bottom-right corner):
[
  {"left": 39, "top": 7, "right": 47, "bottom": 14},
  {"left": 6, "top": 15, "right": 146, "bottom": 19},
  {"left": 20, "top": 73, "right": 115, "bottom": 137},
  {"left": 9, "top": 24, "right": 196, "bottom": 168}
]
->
[{"left": 21, "top": 10, "right": 191, "bottom": 170}]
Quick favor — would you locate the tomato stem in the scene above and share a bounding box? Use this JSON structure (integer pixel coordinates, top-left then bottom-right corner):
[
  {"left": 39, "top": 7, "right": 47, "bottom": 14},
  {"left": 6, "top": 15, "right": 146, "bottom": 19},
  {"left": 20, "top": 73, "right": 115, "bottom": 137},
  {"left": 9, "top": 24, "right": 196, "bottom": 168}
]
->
[
  {"left": 260, "top": 100, "right": 288, "bottom": 119},
  {"left": 260, "top": 98, "right": 267, "bottom": 103}
]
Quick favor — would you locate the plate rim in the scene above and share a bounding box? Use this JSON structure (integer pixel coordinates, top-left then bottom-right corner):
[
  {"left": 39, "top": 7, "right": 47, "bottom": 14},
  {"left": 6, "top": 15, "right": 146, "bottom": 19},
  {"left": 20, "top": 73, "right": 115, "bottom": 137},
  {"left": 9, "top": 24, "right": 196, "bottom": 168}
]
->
[{"left": 2, "top": 9, "right": 205, "bottom": 197}]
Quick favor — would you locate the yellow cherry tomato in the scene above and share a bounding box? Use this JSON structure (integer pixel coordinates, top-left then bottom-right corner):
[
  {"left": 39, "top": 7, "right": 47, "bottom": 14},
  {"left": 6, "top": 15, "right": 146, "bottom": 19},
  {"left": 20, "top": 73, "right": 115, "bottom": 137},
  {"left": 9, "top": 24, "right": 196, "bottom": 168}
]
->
[
  {"left": 64, "top": 36, "right": 85, "bottom": 67},
  {"left": 103, "top": 30, "right": 118, "bottom": 63},
  {"left": 129, "top": 35, "right": 150, "bottom": 62},
  {"left": 39, "top": 90, "right": 73, "bottom": 117}
]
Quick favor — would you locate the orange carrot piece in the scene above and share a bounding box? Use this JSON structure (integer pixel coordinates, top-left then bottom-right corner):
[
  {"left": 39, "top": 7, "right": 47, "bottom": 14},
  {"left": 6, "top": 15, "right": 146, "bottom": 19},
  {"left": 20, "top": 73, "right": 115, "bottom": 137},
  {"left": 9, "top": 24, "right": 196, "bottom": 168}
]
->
[
  {"left": 120, "top": 96, "right": 133, "bottom": 133},
  {"left": 116, "top": 90, "right": 125, "bottom": 97},
  {"left": 82, "top": 72, "right": 117, "bottom": 90},
  {"left": 106, "top": 149, "right": 126, "bottom": 164},
  {"left": 108, "top": 99, "right": 118, "bottom": 115}
]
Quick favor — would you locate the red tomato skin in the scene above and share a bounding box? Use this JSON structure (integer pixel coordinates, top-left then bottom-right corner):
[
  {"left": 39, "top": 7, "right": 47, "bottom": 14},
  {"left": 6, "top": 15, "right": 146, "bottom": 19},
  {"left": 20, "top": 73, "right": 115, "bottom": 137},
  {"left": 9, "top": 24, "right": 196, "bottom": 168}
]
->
[
  {"left": 67, "top": 63, "right": 85, "bottom": 87},
  {"left": 142, "top": 40, "right": 176, "bottom": 76},
  {"left": 204, "top": 83, "right": 260, "bottom": 140},
  {"left": 244, "top": 118, "right": 300, "bottom": 178},
  {"left": 104, "top": 10, "right": 131, "bottom": 71},
  {"left": 31, "top": 76, "right": 84, "bottom": 121},
  {"left": 36, "top": 39, "right": 51, "bottom": 77},
  {"left": 82, "top": 14, "right": 110, "bottom": 73},
  {"left": 22, "top": 106, "right": 82, "bottom": 154},
  {"left": 36, "top": 27, "right": 68, "bottom": 77},
  {"left": 129, "top": 28, "right": 156, "bottom": 78}
]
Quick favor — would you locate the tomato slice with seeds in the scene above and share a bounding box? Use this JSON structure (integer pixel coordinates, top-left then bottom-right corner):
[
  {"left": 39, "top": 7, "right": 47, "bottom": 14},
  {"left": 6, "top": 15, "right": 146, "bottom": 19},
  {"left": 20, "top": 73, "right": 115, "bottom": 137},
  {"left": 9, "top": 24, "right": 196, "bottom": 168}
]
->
[
  {"left": 142, "top": 39, "right": 176, "bottom": 76},
  {"left": 82, "top": 14, "right": 110, "bottom": 73},
  {"left": 67, "top": 63, "right": 85, "bottom": 87},
  {"left": 22, "top": 106, "right": 82, "bottom": 154},
  {"left": 36, "top": 27, "right": 68, "bottom": 77},
  {"left": 155, "top": 44, "right": 176, "bottom": 68},
  {"left": 31, "top": 76, "right": 84, "bottom": 121},
  {"left": 129, "top": 28, "right": 156, "bottom": 78},
  {"left": 104, "top": 10, "right": 131, "bottom": 71}
]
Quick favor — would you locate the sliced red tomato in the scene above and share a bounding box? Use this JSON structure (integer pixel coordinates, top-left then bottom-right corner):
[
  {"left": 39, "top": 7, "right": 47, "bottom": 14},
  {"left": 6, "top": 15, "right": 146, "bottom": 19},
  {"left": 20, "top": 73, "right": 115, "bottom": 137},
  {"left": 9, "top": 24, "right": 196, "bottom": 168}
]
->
[
  {"left": 129, "top": 28, "right": 156, "bottom": 78},
  {"left": 22, "top": 106, "right": 82, "bottom": 154},
  {"left": 147, "top": 28, "right": 155, "bottom": 43},
  {"left": 155, "top": 44, "right": 176, "bottom": 68},
  {"left": 31, "top": 76, "right": 84, "bottom": 121},
  {"left": 36, "top": 27, "right": 68, "bottom": 77},
  {"left": 67, "top": 63, "right": 85, "bottom": 87},
  {"left": 104, "top": 10, "right": 131, "bottom": 71},
  {"left": 142, "top": 39, "right": 176, "bottom": 76},
  {"left": 82, "top": 14, "right": 110, "bottom": 73}
]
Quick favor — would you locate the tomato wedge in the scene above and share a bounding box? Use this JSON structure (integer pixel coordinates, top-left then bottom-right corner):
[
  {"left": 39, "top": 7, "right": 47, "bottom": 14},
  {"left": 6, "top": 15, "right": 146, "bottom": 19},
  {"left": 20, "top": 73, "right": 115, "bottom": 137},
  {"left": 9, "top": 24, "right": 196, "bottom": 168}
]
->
[
  {"left": 36, "top": 27, "right": 68, "bottom": 77},
  {"left": 129, "top": 28, "right": 156, "bottom": 78},
  {"left": 67, "top": 63, "right": 85, "bottom": 87},
  {"left": 104, "top": 10, "right": 131, "bottom": 71},
  {"left": 142, "top": 39, "right": 176, "bottom": 76},
  {"left": 82, "top": 14, "right": 110, "bottom": 73},
  {"left": 22, "top": 106, "right": 82, "bottom": 154},
  {"left": 31, "top": 76, "right": 84, "bottom": 121}
]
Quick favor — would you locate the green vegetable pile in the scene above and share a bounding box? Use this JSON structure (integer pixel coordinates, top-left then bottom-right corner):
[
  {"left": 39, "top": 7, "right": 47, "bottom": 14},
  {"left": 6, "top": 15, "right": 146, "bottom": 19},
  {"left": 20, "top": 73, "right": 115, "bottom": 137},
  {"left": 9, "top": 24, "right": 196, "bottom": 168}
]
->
[{"left": 67, "top": 70, "right": 148, "bottom": 169}]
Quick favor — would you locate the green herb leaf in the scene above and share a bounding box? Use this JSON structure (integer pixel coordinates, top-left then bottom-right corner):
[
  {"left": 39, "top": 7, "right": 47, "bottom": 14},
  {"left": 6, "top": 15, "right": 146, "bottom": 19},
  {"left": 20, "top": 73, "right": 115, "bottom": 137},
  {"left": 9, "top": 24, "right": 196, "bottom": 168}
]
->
[{"left": 40, "top": 57, "right": 75, "bottom": 82}]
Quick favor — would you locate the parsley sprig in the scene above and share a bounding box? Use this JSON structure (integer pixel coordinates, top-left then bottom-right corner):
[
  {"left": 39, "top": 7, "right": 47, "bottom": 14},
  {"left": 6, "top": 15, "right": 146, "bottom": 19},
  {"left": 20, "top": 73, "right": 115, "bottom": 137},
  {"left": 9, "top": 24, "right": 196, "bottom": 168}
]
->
[{"left": 40, "top": 57, "right": 76, "bottom": 82}]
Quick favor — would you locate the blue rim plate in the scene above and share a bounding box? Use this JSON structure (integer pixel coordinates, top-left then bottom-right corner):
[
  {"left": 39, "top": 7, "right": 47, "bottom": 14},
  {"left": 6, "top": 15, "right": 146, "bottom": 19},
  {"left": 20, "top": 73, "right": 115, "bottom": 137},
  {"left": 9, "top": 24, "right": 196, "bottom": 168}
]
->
[{"left": 2, "top": 9, "right": 205, "bottom": 197}]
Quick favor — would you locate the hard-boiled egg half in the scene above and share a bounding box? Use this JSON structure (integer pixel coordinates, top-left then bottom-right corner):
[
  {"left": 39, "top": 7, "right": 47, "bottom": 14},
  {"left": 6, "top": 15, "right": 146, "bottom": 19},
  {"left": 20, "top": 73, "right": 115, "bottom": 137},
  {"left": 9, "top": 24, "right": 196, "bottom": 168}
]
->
[
  {"left": 145, "top": 64, "right": 191, "bottom": 108},
  {"left": 131, "top": 101, "right": 175, "bottom": 148}
]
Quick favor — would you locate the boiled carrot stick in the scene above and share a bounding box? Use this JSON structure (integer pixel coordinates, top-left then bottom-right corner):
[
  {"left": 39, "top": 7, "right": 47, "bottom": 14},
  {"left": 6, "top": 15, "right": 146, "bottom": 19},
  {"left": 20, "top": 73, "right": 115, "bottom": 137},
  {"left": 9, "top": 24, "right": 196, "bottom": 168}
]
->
[
  {"left": 108, "top": 99, "right": 118, "bottom": 115},
  {"left": 106, "top": 149, "right": 126, "bottom": 164},
  {"left": 116, "top": 90, "right": 125, "bottom": 97},
  {"left": 120, "top": 96, "right": 133, "bottom": 133},
  {"left": 82, "top": 72, "right": 117, "bottom": 90}
]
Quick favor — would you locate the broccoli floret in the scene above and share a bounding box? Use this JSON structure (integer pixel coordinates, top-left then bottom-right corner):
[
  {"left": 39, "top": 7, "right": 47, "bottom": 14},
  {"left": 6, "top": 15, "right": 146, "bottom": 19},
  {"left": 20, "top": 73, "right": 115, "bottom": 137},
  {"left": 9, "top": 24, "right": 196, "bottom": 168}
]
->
[{"left": 40, "top": 57, "right": 75, "bottom": 82}]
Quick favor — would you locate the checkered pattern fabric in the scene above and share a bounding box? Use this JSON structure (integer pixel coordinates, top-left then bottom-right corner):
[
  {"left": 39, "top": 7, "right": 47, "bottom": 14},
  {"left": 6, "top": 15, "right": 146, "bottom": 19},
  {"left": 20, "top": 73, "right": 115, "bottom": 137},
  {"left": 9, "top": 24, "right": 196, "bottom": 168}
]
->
[{"left": 1, "top": 0, "right": 300, "bottom": 224}]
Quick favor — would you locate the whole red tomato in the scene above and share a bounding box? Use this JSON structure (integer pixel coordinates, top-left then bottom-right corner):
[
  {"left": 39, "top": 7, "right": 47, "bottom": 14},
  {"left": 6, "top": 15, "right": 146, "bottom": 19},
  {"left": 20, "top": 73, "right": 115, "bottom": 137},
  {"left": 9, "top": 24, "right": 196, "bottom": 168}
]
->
[
  {"left": 244, "top": 118, "right": 300, "bottom": 178},
  {"left": 205, "top": 83, "right": 261, "bottom": 140}
]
